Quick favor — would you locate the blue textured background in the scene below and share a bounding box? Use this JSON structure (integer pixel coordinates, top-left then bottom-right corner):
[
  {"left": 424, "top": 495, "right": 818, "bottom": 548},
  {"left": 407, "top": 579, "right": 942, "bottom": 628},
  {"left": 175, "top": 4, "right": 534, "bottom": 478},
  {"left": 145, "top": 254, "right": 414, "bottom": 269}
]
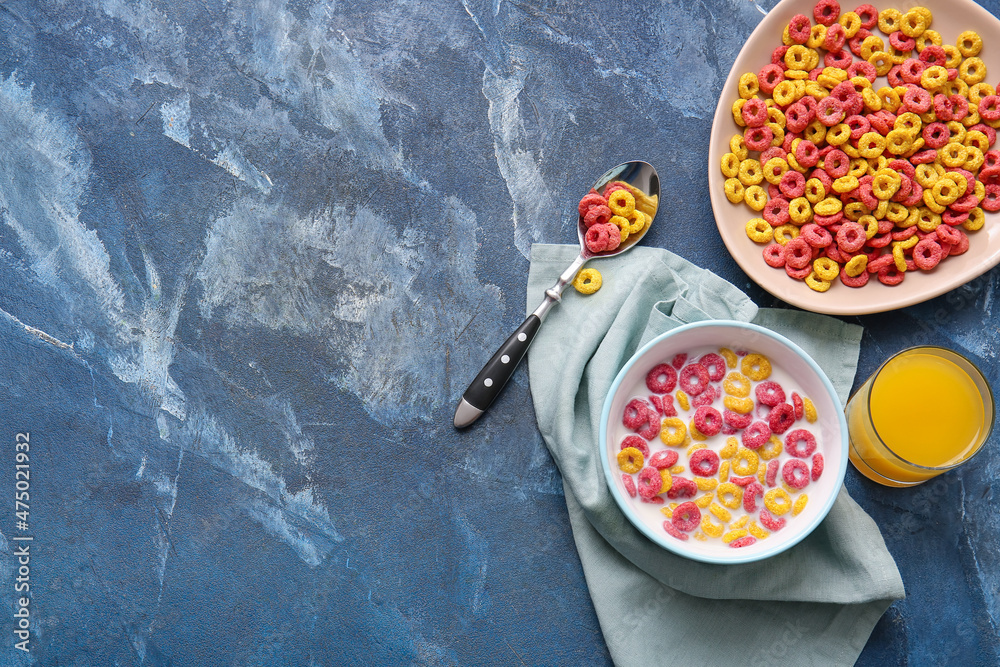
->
[{"left": 0, "top": 0, "right": 998, "bottom": 664}]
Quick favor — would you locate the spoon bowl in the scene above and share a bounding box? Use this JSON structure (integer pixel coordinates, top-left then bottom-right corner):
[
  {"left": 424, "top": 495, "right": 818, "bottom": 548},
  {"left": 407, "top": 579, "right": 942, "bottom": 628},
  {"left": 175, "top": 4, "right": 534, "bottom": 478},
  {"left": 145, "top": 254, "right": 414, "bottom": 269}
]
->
[{"left": 454, "top": 161, "right": 660, "bottom": 428}]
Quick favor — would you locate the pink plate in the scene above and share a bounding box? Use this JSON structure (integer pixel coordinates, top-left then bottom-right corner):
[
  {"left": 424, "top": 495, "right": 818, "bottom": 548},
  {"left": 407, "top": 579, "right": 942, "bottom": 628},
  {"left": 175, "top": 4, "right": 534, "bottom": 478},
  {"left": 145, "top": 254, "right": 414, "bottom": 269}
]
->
[{"left": 708, "top": 0, "right": 1000, "bottom": 315}]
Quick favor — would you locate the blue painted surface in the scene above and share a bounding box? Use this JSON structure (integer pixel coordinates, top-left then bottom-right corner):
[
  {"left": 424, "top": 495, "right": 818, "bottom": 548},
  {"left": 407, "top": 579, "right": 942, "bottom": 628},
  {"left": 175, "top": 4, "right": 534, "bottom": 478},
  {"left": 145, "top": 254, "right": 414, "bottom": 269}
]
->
[{"left": 0, "top": 0, "right": 997, "bottom": 664}]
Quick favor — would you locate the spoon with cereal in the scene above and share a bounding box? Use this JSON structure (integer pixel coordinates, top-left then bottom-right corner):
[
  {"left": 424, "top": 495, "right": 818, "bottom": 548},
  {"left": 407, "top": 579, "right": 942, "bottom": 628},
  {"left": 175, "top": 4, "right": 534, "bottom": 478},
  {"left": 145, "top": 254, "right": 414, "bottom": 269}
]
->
[{"left": 454, "top": 160, "right": 660, "bottom": 428}]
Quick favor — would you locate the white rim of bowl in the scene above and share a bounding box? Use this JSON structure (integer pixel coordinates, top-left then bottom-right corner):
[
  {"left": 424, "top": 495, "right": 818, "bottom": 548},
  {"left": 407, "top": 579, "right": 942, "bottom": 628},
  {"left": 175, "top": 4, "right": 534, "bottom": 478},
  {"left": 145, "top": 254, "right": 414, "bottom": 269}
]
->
[{"left": 599, "top": 320, "right": 849, "bottom": 564}]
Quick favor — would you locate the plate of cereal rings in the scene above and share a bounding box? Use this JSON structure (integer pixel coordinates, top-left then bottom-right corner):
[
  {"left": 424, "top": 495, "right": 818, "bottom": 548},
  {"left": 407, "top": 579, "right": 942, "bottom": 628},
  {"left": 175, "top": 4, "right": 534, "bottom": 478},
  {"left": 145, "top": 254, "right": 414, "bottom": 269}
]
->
[
  {"left": 708, "top": 0, "right": 1000, "bottom": 315},
  {"left": 599, "top": 321, "right": 848, "bottom": 564}
]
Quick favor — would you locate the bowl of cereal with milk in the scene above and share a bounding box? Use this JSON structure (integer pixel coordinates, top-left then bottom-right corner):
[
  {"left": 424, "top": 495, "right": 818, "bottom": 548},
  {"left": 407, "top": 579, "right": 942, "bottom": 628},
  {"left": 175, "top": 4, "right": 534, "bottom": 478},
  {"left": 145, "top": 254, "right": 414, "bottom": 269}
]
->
[{"left": 599, "top": 321, "right": 848, "bottom": 564}]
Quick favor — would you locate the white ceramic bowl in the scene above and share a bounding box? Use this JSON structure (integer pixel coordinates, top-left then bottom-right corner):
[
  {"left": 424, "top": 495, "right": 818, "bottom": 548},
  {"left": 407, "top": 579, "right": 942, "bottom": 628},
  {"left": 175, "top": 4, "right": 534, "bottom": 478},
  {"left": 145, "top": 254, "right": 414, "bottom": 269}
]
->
[
  {"left": 599, "top": 321, "right": 847, "bottom": 564},
  {"left": 708, "top": 0, "right": 1000, "bottom": 315}
]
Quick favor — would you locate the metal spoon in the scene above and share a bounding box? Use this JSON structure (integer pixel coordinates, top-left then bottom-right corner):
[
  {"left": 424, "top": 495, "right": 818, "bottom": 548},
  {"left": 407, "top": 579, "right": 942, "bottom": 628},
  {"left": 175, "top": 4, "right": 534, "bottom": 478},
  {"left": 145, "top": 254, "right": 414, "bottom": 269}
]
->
[{"left": 454, "top": 160, "right": 660, "bottom": 428}]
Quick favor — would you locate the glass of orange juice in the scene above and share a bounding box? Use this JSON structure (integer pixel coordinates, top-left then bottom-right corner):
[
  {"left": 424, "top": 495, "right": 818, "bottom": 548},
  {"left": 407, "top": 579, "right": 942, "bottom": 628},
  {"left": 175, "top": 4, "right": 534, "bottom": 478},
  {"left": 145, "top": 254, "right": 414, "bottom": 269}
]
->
[{"left": 846, "top": 346, "right": 994, "bottom": 487}]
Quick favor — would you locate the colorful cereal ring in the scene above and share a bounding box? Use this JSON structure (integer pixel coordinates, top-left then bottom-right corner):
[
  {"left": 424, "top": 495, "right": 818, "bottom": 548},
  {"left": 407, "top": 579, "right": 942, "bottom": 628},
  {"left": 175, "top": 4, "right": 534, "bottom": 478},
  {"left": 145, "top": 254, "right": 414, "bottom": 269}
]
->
[
  {"left": 690, "top": 449, "right": 721, "bottom": 477},
  {"left": 782, "top": 459, "right": 811, "bottom": 490},
  {"left": 812, "top": 453, "right": 825, "bottom": 481},
  {"left": 671, "top": 502, "right": 701, "bottom": 532},
  {"left": 755, "top": 380, "right": 786, "bottom": 407},
  {"left": 666, "top": 476, "right": 698, "bottom": 500},
  {"left": 768, "top": 403, "right": 796, "bottom": 435},
  {"left": 622, "top": 474, "right": 636, "bottom": 498},
  {"left": 759, "top": 508, "right": 787, "bottom": 531},
  {"left": 679, "top": 363, "right": 710, "bottom": 396},
  {"left": 693, "top": 406, "right": 723, "bottom": 437},
  {"left": 617, "top": 447, "right": 644, "bottom": 473},
  {"left": 637, "top": 466, "right": 664, "bottom": 499},
  {"left": 623, "top": 398, "right": 650, "bottom": 430},
  {"left": 620, "top": 435, "right": 650, "bottom": 459},
  {"left": 646, "top": 363, "right": 678, "bottom": 394},
  {"left": 764, "top": 488, "right": 793, "bottom": 516},
  {"left": 741, "top": 421, "right": 772, "bottom": 450},
  {"left": 785, "top": 429, "right": 818, "bottom": 458},
  {"left": 649, "top": 450, "right": 679, "bottom": 470}
]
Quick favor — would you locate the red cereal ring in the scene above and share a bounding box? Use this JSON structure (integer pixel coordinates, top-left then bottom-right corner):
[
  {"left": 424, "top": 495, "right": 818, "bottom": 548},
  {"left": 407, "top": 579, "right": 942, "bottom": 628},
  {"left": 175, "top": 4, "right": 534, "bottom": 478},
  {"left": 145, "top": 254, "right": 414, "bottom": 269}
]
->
[
  {"left": 729, "top": 535, "right": 758, "bottom": 548},
  {"left": 763, "top": 243, "right": 787, "bottom": 268},
  {"left": 671, "top": 501, "right": 701, "bottom": 532},
  {"left": 759, "top": 508, "right": 786, "bottom": 531},
  {"left": 779, "top": 170, "right": 807, "bottom": 198},
  {"left": 840, "top": 264, "right": 870, "bottom": 287},
  {"left": 622, "top": 474, "right": 636, "bottom": 498},
  {"left": 742, "top": 421, "right": 772, "bottom": 449},
  {"left": 636, "top": 411, "right": 662, "bottom": 441},
  {"left": 785, "top": 428, "right": 818, "bottom": 458},
  {"left": 824, "top": 48, "right": 853, "bottom": 69},
  {"left": 621, "top": 435, "right": 651, "bottom": 459},
  {"left": 666, "top": 476, "right": 698, "bottom": 500},
  {"left": 759, "top": 64, "right": 785, "bottom": 95},
  {"left": 645, "top": 363, "right": 677, "bottom": 393},
  {"left": 788, "top": 14, "right": 812, "bottom": 44},
  {"left": 795, "top": 139, "right": 820, "bottom": 167},
  {"left": 743, "top": 481, "right": 764, "bottom": 513},
  {"left": 671, "top": 353, "right": 688, "bottom": 369},
  {"left": 578, "top": 192, "right": 607, "bottom": 218},
  {"left": 637, "top": 466, "right": 664, "bottom": 499},
  {"left": 699, "top": 353, "right": 727, "bottom": 382},
  {"left": 730, "top": 475, "right": 756, "bottom": 486},
  {"left": 766, "top": 459, "right": 780, "bottom": 487},
  {"left": 937, "top": 224, "right": 962, "bottom": 245},
  {"left": 800, "top": 223, "right": 833, "bottom": 248},
  {"left": 791, "top": 392, "right": 804, "bottom": 419},
  {"left": 836, "top": 221, "right": 867, "bottom": 252},
  {"left": 817, "top": 96, "right": 846, "bottom": 126},
  {"left": 768, "top": 403, "right": 796, "bottom": 435},
  {"left": 650, "top": 450, "right": 679, "bottom": 470},
  {"left": 690, "top": 449, "right": 721, "bottom": 477},
  {"left": 983, "top": 184, "right": 1000, "bottom": 212},
  {"left": 813, "top": 0, "right": 840, "bottom": 26},
  {"left": 891, "top": 31, "right": 915, "bottom": 52},
  {"left": 812, "top": 453, "right": 825, "bottom": 481},
  {"left": 755, "top": 380, "right": 786, "bottom": 407},
  {"left": 951, "top": 230, "right": 970, "bottom": 255},
  {"left": 824, "top": 22, "right": 847, "bottom": 51},
  {"left": 903, "top": 86, "right": 932, "bottom": 114},
  {"left": 744, "top": 125, "right": 774, "bottom": 151},
  {"left": 724, "top": 409, "right": 753, "bottom": 429},
  {"left": 912, "top": 238, "right": 943, "bottom": 270},
  {"left": 648, "top": 394, "right": 663, "bottom": 415},
  {"left": 623, "top": 399, "right": 650, "bottom": 430},
  {"left": 854, "top": 4, "right": 878, "bottom": 29},
  {"left": 693, "top": 406, "right": 723, "bottom": 437},
  {"left": 584, "top": 224, "right": 609, "bottom": 253},
  {"left": 783, "top": 237, "right": 813, "bottom": 269},
  {"left": 741, "top": 97, "right": 769, "bottom": 127},
  {"left": 584, "top": 205, "right": 612, "bottom": 228},
  {"left": 847, "top": 60, "right": 877, "bottom": 82},
  {"left": 919, "top": 45, "right": 947, "bottom": 67},
  {"left": 679, "top": 363, "right": 710, "bottom": 396},
  {"left": 691, "top": 384, "right": 719, "bottom": 408},
  {"left": 786, "top": 262, "right": 813, "bottom": 281},
  {"left": 878, "top": 265, "right": 905, "bottom": 286},
  {"left": 867, "top": 254, "right": 896, "bottom": 273},
  {"left": 762, "top": 197, "right": 791, "bottom": 225},
  {"left": 786, "top": 102, "right": 814, "bottom": 134},
  {"left": 662, "top": 519, "right": 689, "bottom": 541},
  {"left": 782, "top": 459, "right": 811, "bottom": 490},
  {"left": 823, "top": 148, "right": 850, "bottom": 177}
]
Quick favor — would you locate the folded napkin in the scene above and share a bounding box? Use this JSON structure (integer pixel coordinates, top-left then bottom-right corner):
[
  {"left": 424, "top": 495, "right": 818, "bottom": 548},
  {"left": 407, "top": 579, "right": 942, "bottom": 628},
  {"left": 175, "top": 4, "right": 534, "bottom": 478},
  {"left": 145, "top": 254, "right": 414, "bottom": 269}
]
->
[{"left": 526, "top": 244, "right": 905, "bottom": 666}]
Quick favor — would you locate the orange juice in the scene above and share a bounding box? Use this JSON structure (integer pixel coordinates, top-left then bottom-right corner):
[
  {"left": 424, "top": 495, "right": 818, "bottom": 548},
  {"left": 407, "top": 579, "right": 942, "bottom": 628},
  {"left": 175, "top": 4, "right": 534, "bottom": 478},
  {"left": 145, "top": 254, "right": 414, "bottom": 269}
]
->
[{"left": 847, "top": 347, "right": 993, "bottom": 487}]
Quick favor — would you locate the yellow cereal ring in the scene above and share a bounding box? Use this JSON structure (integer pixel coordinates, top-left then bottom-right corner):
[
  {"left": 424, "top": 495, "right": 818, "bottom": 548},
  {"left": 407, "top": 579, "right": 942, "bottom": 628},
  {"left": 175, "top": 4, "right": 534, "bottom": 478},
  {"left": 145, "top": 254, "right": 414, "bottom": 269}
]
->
[
  {"left": 722, "top": 528, "right": 749, "bottom": 544},
  {"left": 788, "top": 198, "right": 813, "bottom": 225},
  {"left": 731, "top": 515, "right": 749, "bottom": 530},
  {"left": 921, "top": 65, "right": 949, "bottom": 90},
  {"left": 738, "top": 159, "right": 764, "bottom": 186},
  {"left": 627, "top": 209, "right": 647, "bottom": 234},
  {"left": 738, "top": 72, "right": 759, "bottom": 98},
  {"left": 943, "top": 44, "right": 962, "bottom": 69},
  {"left": 793, "top": 494, "right": 809, "bottom": 516},
  {"left": 759, "top": 436, "right": 784, "bottom": 461},
  {"left": 892, "top": 244, "right": 908, "bottom": 272},
  {"left": 709, "top": 502, "right": 731, "bottom": 523},
  {"left": 748, "top": 521, "right": 770, "bottom": 539},
  {"left": 659, "top": 469, "right": 673, "bottom": 494},
  {"left": 763, "top": 157, "right": 790, "bottom": 184},
  {"left": 689, "top": 420, "right": 708, "bottom": 442},
  {"left": 957, "top": 30, "right": 983, "bottom": 58},
  {"left": 720, "top": 436, "right": 739, "bottom": 460},
  {"left": 724, "top": 178, "right": 745, "bottom": 204},
  {"left": 884, "top": 201, "right": 909, "bottom": 223},
  {"left": 617, "top": 447, "right": 643, "bottom": 473},
  {"left": 832, "top": 174, "right": 859, "bottom": 194},
  {"left": 744, "top": 186, "right": 768, "bottom": 212},
  {"left": 660, "top": 417, "right": 687, "bottom": 447},
  {"left": 723, "top": 371, "right": 751, "bottom": 397},
  {"left": 701, "top": 514, "right": 725, "bottom": 537},
  {"left": 719, "top": 460, "right": 730, "bottom": 483},
  {"left": 968, "top": 85, "right": 995, "bottom": 107},
  {"left": 721, "top": 152, "right": 741, "bottom": 178},
  {"left": 868, "top": 51, "right": 893, "bottom": 77},
  {"left": 741, "top": 353, "right": 772, "bottom": 381},
  {"left": 572, "top": 268, "right": 602, "bottom": 294},
  {"left": 839, "top": 11, "right": 861, "bottom": 38},
  {"left": 772, "top": 80, "right": 798, "bottom": 107},
  {"left": 696, "top": 477, "right": 718, "bottom": 492},
  {"left": 693, "top": 531, "right": 708, "bottom": 541},
  {"left": 661, "top": 506, "right": 673, "bottom": 519},
  {"left": 723, "top": 395, "right": 754, "bottom": 414},
  {"left": 845, "top": 254, "right": 868, "bottom": 278},
  {"left": 899, "top": 9, "right": 927, "bottom": 38},
  {"left": 885, "top": 128, "right": 913, "bottom": 155},
  {"left": 877, "top": 8, "right": 901, "bottom": 34},
  {"left": 607, "top": 189, "right": 636, "bottom": 216},
  {"left": 861, "top": 86, "right": 882, "bottom": 112},
  {"left": 717, "top": 482, "right": 743, "bottom": 510},
  {"left": 764, "top": 488, "right": 793, "bottom": 516},
  {"left": 916, "top": 208, "right": 942, "bottom": 232},
  {"left": 719, "top": 347, "right": 738, "bottom": 369},
  {"left": 807, "top": 24, "right": 827, "bottom": 50},
  {"left": 932, "top": 178, "right": 961, "bottom": 205},
  {"left": 803, "top": 119, "right": 827, "bottom": 144},
  {"left": 767, "top": 106, "right": 786, "bottom": 128},
  {"left": 814, "top": 196, "right": 843, "bottom": 216},
  {"left": 964, "top": 207, "right": 986, "bottom": 231},
  {"left": 695, "top": 492, "right": 715, "bottom": 509},
  {"left": 960, "top": 57, "right": 986, "bottom": 85},
  {"left": 730, "top": 134, "right": 749, "bottom": 160},
  {"left": 804, "top": 178, "right": 826, "bottom": 203},
  {"left": 915, "top": 29, "right": 941, "bottom": 52},
  {"left": 803, "top": 397, "right": 818, "bottom": 423},
  {"left": 857, "top": 132, "right": 887, "bottom": 159},
  {"left": 676, "top": 390, "right": 690, "bottom": 411},
  {"left": 609, "top": 215, "right": 630, "bottom": 242},
  {"left": 670, "top": 465, "right": 685, "bottom": 474},
  {"left": 732, "top": 447, "right": 760, "bottom": 476}
]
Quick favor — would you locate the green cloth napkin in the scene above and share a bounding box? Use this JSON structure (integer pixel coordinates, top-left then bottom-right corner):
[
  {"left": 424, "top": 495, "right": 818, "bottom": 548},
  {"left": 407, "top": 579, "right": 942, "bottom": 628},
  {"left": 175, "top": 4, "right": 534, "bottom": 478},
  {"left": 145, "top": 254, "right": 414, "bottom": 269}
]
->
[{"left": 526, "top": 244, "right": 905, "bottom": 667}]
